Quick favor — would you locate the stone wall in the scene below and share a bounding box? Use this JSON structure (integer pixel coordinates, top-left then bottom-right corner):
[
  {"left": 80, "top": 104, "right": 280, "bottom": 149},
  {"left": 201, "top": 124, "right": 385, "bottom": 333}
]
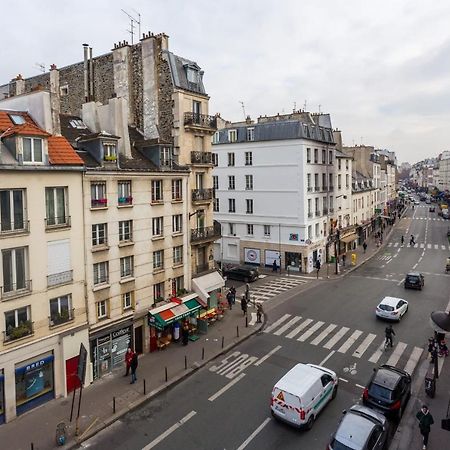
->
[
  {"left": 130, "top": 44, "right": 143, "bottom": 131},
  {"left": 92, "top": 53, "right": 114, "bottom": 108},
  {"left": 157, "top": 49, "right": 174, "bottom": 143}
]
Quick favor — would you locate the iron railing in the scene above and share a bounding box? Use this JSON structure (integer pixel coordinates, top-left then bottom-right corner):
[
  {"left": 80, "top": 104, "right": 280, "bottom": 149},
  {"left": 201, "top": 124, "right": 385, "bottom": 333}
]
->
[
  {"left": 49, "top": 308, "right": 75, "bottom": 327},
  {"left": 91, "top": 198, "right": 108, "bottom": 208},
  {"left": 45, "top": 216, "right": 71, "bottom": 228},
  {"left": 191, "top": 224, "right": 221, "bottom": 243},
  {"left": 192, "top": 188, "right": 214, "bottom": 202},
  {"left": 47, "top": 270, "right": 73, "bottom": 287},
  {"left": 1, "top": 280, "right": 32, "bottom": 299},
  {"left": 0, "top": 219, "right": 29, "bottom": 234},
  {"left": 3, "top": 321, "right": 34, "bottom": 342},
  {"left": 191, "top": 151, "right": 213, "bottom": 165},
  {"left": 184, "top": 112, "right": 217, "bottom": 130}
]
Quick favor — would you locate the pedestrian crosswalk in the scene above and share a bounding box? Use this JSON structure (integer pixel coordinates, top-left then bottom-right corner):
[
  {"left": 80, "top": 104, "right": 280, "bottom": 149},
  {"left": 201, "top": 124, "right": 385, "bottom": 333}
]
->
[
  {"left": 386, "top": 242, "right": 450, "bottom": 250},
  {"left": 263, "top": 314, "right": 425, "bottom": 375},
  {"left": 245, "top": 277, "right": 308, "bottom": 304},
  {"left": 413, "top": 217, "right": 448, "bottom": 221}
]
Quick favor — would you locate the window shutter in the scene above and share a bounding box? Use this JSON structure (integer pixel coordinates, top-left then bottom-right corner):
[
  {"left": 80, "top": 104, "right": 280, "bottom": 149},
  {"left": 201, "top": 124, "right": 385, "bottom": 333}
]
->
[{"left": 47, "top": 239, "right": 71, "bottom": 275}]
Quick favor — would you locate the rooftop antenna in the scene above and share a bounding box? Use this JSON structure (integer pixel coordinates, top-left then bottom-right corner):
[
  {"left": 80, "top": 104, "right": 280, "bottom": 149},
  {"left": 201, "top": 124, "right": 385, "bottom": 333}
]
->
[
  {"left": 293, "top": 101, "right": 296, "bottom": 112},
  {"left": 34, "top": 62, "right": 45, "bottom": 73},
  {"left": 360, "top": 136, "right": 364, "bottom": 145},
  {"left": 318, "top": 104, "right": 322, "bottom": 114},
  {"left": 121, "top": 9, "right": 141, "bottom": 44},
  {"left": 131, "top": 8, "right": 142, "bottom": 39},
  {"left": 303, "top": 100, "right": 307, "bottom": 111},
  {"left": 239, "top": 101, "right": 246, "bottom": 120}
]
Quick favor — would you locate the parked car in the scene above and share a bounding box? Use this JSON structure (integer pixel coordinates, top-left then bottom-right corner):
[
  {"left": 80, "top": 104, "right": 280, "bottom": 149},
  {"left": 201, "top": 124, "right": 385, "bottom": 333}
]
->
[
  {"left": 362, "top": 365, "right": 411, "bottom": 420},
  {"left": 375, "top": 296, "right": 408, "bottom": 321},
  {"left": 328, "top": 404, "right": 390, "bottom": 450},
  {"left": 404, "top": 272, "right": 424, "bottom": 290},
  {"left": 414, "top": 200, "right": 420, "bottom": 205},
  {"left": 222, "top": 265, "right": 259, "bottom": 282},
  {"left": 429, "top": 206, "right": 435, "bottom": 212}
]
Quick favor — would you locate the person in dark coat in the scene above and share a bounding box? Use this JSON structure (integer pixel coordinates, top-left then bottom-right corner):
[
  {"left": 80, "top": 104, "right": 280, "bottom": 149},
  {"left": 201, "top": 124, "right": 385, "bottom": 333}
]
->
[
  {"left": 130, "top": 351, "right": 138, "bottom": 384},
  {"left": 363, "top": 241, "right": 367, "bottom": 253},
  {"left": 256, "top": 303, "right": 264, "bottom": 323},
  {"left": 272, "top": 259, "right": 278, "bottom": 272},
  {"left": 182, "top": 322, "right": 189, "bottom": 346},
  {"left": 315, "top": 259, "right": 321, "bottom": 279},
  {"left": 230, "top": 286, "right": 236, "bottom": 304},
  {"left": 226, "top": 290, "right": 233, "bottom": 310},
  {"left": 416, "top": 405, "right": 434, "bottom": 449},
  {"left": 124, "top": 347, "right": 133, "bottom": 376},
  {"left": 241, "top": 294, "right": 247, "bottom": 316}
]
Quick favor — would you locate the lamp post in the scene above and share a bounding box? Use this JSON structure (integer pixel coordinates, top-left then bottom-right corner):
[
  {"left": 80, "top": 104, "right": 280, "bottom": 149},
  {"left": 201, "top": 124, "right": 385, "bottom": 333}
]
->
[{"left": 334, "top": 194, "right": 347, "bottom": 274}]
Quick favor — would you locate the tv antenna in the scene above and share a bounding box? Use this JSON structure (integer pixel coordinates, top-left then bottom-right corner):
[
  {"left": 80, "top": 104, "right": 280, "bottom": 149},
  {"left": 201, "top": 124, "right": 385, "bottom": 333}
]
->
[
  {"left": 239, "top": 101, "right": 246, "bottom": 120},
  {"left": 318, "top": 104, "right": 322, "bottom": 114},
  {"left": 303, "top": 99, "right": 307, "bottom": 111},
  {"left": 35, "top": 62, "right": 46, "bottom": 73},
  {"left": 293, "top": 101, "right": 296, "bottom": 112},
  {"left": 121, "top": 9, "right": 141, "bottom": 44}
]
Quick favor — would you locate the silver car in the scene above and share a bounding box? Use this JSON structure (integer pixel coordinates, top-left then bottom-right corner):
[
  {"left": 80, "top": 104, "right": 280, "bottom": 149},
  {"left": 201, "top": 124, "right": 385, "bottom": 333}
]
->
[{"left": 328, "top": 404, "right": 389, "bottom": 450}]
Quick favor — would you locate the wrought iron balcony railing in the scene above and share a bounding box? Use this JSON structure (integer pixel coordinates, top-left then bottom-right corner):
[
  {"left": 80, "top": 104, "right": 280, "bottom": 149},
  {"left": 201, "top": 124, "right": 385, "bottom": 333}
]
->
[
  {"left": 0, "top": 219, "right": 30, "bottom": 234},
  {"left": 184, "top": 112, "right": 217, "bottom": 130},
  {"left": 49, "top": 308, "right": 75, "bottom": 327},
  {"left": 191, "top": 151, "right": 213, "bottom": 165},
  {"left": 192, "top": 188, "right": 214, "bottom": 202}
]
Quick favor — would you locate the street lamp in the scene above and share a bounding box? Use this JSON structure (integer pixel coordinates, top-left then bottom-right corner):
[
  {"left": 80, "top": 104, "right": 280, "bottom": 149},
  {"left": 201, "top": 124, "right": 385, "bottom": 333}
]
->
[{"left": 333, "top": 194, "right": 347, "bottom": 274}]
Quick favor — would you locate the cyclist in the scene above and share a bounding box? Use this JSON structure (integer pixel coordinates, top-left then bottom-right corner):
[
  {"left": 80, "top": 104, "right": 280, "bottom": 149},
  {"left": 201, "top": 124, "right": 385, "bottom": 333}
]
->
[{"left": 385, "top": 324, "right": 395, "bottom": 348}]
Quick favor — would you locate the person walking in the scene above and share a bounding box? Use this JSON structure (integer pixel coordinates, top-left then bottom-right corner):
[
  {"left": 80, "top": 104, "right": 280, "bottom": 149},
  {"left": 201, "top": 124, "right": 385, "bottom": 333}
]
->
[
  {"left": 130, "top": 350, "right": 138, "bottom": 384},
  {"left": 256, "top": 303, "right": 264, "bottom": 323},
  {"left": 245, "top": 283, "right": 251, "bottom": 307},
  {"left": 315, "top": 259, "right": 321, "bottom": 279},
  {"left": 182, "top": 322, "right": 189, "bottom": 346},
  {"left": 272, "top": 259, "right": 278, "bottom": 272},
  {"left": 226, "top": 290, "right": 233, "bottom": 310},
  {"left": 385, "top": 324, "right": 395, "bottom": 348},
  {"left": 416, "top": 405, "right": 434, "bottom": 449},
  {"left": 342, "top": 253, "right": 346, "bottom": 267},
  {"left": 124, "top": 347, "right": 133, "bottom": 377},
  {"left": 363, "top": 241, "right": 367, "bottom": 253},
  {"left": 230, "top": 286, "right": 236, "bottom": 305},
  {"left": 401, "top": 235, "right": 404, "bottom": 246},
  {"left": 241, "top": 294, "right": 247, "bottom": 316}
]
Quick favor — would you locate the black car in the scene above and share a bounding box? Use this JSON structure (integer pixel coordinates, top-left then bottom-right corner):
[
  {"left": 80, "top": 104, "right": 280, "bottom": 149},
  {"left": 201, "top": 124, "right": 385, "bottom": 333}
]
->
[
  {"left": 362, "top": 365, "right": 411, "bottom": 420},
  {"left": 404, "top": 272, "right": 424, "bottom": 290},
  {"left": 223, "top": 265, "right": 259, "bottom": 282}
]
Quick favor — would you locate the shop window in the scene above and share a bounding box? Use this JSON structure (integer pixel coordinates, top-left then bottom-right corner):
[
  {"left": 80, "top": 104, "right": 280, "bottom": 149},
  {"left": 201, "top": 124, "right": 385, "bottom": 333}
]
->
[
  {"left": 119, "top": 220, "right": 133, "bottom": 243},
  {"left": 96, "top": 300, "right": 108, "bottom": 319},
  {"left": 153, "top": 282, "right": 165, "bottom": 303},
  {"left": 172, "top": 179, "right": 182, "bottom": 201}
]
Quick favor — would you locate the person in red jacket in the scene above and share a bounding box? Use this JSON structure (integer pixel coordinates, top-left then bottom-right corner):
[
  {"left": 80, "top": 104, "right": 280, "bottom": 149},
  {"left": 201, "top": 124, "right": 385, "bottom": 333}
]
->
[{"left": 124, "top": 347, "right": 133, "bottom": 376}]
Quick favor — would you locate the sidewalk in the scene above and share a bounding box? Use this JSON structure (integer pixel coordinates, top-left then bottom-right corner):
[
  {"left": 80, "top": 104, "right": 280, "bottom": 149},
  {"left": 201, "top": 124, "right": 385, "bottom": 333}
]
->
[{"left": 0, "top": 299, "right": 261, "bottom": 450}]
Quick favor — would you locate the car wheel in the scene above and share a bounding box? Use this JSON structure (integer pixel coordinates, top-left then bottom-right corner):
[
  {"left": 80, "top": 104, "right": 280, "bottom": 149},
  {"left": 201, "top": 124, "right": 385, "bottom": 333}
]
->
[
  {"left": 331, "top": 386, "right": 338, "bottom": 400},
  {"left": 305, "top": 415, "right": 315, "bottom": 431}
]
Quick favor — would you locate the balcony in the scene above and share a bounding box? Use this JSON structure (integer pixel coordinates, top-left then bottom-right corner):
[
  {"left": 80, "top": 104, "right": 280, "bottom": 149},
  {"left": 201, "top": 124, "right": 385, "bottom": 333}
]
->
[
  {"left": 329, "top": 185, "right": 334, "bottom": 191},
  {"left": 314, "top": 187, "right": 320, "bottom": 192},
  {"left": 47, "top": 270, "right": 73, "bottom": 287},
  {"left": 49, "top": 308, "right": 75, "bottom": 328},
  {"left": 184, "top": 112, "right": 217, "bottom": 132},
  {"left": 191, "top": 221, "right": 222, "bottom": 243},
  {"left": 1, "top": 280, "right": 32, "bottom": 300},
  {"left": 191, "top": 151, "right": 213, "bottom": 165},
  {"left": 91, "top": 198, "right": 108, "bottom": 209},
  {"left": 45, "top": 216, "right": 71, "bottom": 229},
  {"left": 192, "top": 188, "right": 214, "bottom": 203},
  {"left": 0, "top": 219, "right": 30, "bottom": 236},
  {"left": 3, "top": 321, "right": 34, "bottom": 343}
]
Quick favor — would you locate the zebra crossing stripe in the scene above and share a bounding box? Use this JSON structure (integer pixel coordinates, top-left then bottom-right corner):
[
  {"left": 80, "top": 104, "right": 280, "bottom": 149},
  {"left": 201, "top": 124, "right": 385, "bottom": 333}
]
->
[
  {"left": 442, "top": 245, "right": 446, "bottom": 250},
  {"left": 263, "top": 314, "right": 291, "bottom": 334},
  {"left": 404, "top": 346, "right": 424, "bottom": 375},
  {"left": 388, "top": 243, "right": 393, "bottom": 247},
  {"left": 323, "top": 327, "right": 350, "bottom": 350},
  {"left": 353, "top": 333, "right": 377, "bottom": 358},
  {"left": 337, "top": 330, "right": 363, "bottom": 354},
  {"left": 386, "top": 342, "right": 408, "bottom": 366},
  {"left": 414, "top": 243, "right": 418, "bottom": 248},
  {"left": 311, "top": 324, "right": 337, "bottom": 346},
  {"left": 427, "top": 244, "right": 431, "bottom": 249},
  {"left": 297, "top": 321, "right": 325, "bottom": 342},
  {"left": 420, "top": 243, "right": 425, "bottom": 249},
  {"left": 285, "top": 319, "right": 313, "bottom": 339},
  {"left": 394, "top": 243, "right": 399, "bottom": 248},
  {"left": 434, "top": 244, "right": 438, "bottom": 250},
  {"left": 273, "top": 316, "right": 302, "bottom": 336},
  {"left": 368, "top": 339, "right": 386, "bottom": 364}
]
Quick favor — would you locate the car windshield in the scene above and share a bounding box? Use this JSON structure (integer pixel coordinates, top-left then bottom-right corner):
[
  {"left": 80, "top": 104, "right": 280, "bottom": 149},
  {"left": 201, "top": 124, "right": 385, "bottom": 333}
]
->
[
  {"left": 369, "top": 383, "right": 393, "bottom": 400},
  {"left": 407, "top": 276, "right": 419, "bottom": 282},
  {"left": 378, "top": 304, "right": 394, "bottom": 311},
  {"left": 330, "top": 438, "right": 355, "bottom": 450}
]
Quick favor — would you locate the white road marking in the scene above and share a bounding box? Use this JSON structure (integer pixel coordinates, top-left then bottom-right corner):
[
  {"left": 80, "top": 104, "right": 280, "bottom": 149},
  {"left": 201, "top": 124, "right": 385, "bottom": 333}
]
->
[
  {"left": 368, "top": 339, "right": 386, "bottom": 364},
  {"left": 236, "top": 418, "right": 272, "bottom": 450},
  {"left": 355, "top": 384, "right": 366, "bottom": 389},
  {"left": 254, "top": 345, "right": 282, "bottom": 367},
  {"left": 419, "top": 243, "right": 425, "bottom": 249},
  {"left": 320, "top": 350, "right": 335, "bottom": 366},
  {"left": 427, "top": 243, "right": 432, "bottom": 249},
  {"left": 438, "top": 356, "right": 445, "bottom": 375},
  {"left": 339, "top": 377, "right": 349, "bottom": 383},
  {"left": 337, "top": 330, "right": 363, "bottom": 354},
  {"left": 263, "top": 314, "right": 291, "bottom": 334},
  {"left": 311, "top": 324, "right": 337, "bottom": 346},
  {"left": 394, "top": 242, "right": 399, "bottom": 248},
  {"left": 442, "top": 245, "right": 446, "bottom": 250},
  {"left": 285, "top": 318, "right": 313, "bottom": 339},
  {"left": 404, "top": 346, "right": 424, "bottom": 375},
  {"left": 297, "top": 321, "right": 324, "bottom": 342},
  {"left": 323, "top": 327, "right": 350, "bottom": 350},
  {"left": 397, "top": 278, "right": 405, "bottom": 286},
  {"left": 142, "top": 410, "right": 197, "bottom": 449},
  {"left": 414, "top": 243, "right": 419, "bottom": 248},
  {"left": 386, "top": 342, "right": 408, "bottom": 366},
  {"left": 353, "top": 333, "right": 377, "bottom": 358},
  {"left": 388, "top": 243, "right": 393, "bottom": 247},
  {"left": 273, "top": 316, "right": 302, "bottom": 336},
  {"left": 208, "top": 373, "right": 246, "bottom": 402}
]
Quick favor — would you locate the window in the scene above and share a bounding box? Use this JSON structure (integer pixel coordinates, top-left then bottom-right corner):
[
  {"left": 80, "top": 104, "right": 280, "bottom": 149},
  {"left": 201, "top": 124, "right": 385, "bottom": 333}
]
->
[
  {"left": 153, "top": 282, "right": 165, "bottom": 302},
  {"left": 212, "top": 153, "right": 218, "bottom": 166},
  {"left": 228, "top": 176, "right": 235, "bottom": 190},
  {"left": 338, "top": 174, "right": 342, "bottom": 189},
  {"left": 60, "top": 85, "right": 69, "bottom": 96},
  {"left": 172, "top": 276, "right": 184, "bottom": 296},
  {"left": 91, "top": 182, "right": 107, "bottom": 208},
  {"left": 315, "top": 223, "right": 319, "bottom": 237},
  {"left": 2, "top": 247, "right": 27, "bottom": 294},
  {"left": 306, "top": 148, "right": 311, "bottom": 163},
  {"left": 314, "top": 148, "right": 318, "bottom": 163},
  {"left": 93, "top": 261, "right": 108, "bottom": 285},
  {"left": 228, "top": 130, "right": 237, "bottom": 143},
  {"left": 315, "top": 198, "right": 319, "bottom": 215},
  {"left": 153, "top": 250, "right": 164, "bottom": 270},
  {"left": 228, "top": 223, "right": 236, "bottom": 236},
  {"left": 49, "top": 295, "right": 72, "bottom": 326},
  {"left": 329, "top": 150, "right": 333, "bottom": 164},
  {"left": 308, "top": 199, "right": 312, "bottom": 216},
  {"left": 245, "top": 152, "right": 253, "bottom": 166},
  {"left": 118, "top": 181, "right": 132, "bottom": 205},
  {"left": 96, "top": 300, "right": 108, "bottom": 319},
  {"left": 160, "top": 147, "right": 172, "bottom": 167},
  {"left": 264, "top": 225, "right": 271, "bottom": 237},
  {"left": 213, "top": 198, "right": 219, "bottom": 212},
  {"left": 245, "top": 175, "right": 253, "bottom": 190},
  {"left": 346, "top": 160, "right": 349, "bottom": 170},
  {"left": 173, "top": 245, "right": 183, "bottom": 265},
  {"left": 307, "top": 174, "right": 311, "bottom": 191},
  {"left": 322, "top": 149, "right": 326, "bottom": 164},
  {"left": 314, "top": 174, "right": 319, "bottom": 191},
  {"left": 172, "top": 214, "right": 183, "bottom": 233},
  {"left": 123, "top": 292, "right": 133, "bottom": 310},
  {"left": 45, "top": 187, "right": 68, "bottom": 226},
  {"left": 152, "top": 216, "right": 164, "bottom": 237},
  {"left": 103, "top": 142, "right": 117, "bottom": 161},
  {"left": 246, "top": 127, "right": 255, "bottom": 141},
  {"left": 246, "top": 199, "right": 254, "bottom": 214},
  {"left": 22, "top": 137, "right": 43, "bottom": 163},
  {"left": 228, "top": 198, "right": 236, "bottom": 213},
  {"left": 69, "top": 119, "right": 87, "bottom": 129},
  {"left": 346, "top": 174, "right": 349, "bottom": 188},
  {"left": 329, "top": 173, "right": 333, "bottom": 190},
  {"left": 308, "top": 225, "right": 312, "bottom": 239},
  {"left": 228, "top": 152, "right": 235, "bottom": 166},
  {"left": 247, "top": 224, "right": 254, "bottom": 235},
  {"left": 4, "top": 306, "right": 31, "bottom": 339},
  {"left": 119, "top": 220, "right": 132, "bottom": 242},
  {"left": 322, "top": 173, "right": 326, "bottom": 190},
  {"left": 212, "top": 132, "right": 219, "bottom": 145},
  {"left": 212, "top": 176, "right": 219, "bottom": 190},
  {"left": 9, "top": 114, "right": 26, "bottom": 125},
  {"left": 0, "top": 189, "right": 25, "bottom": 232},
  {"left": 47, "top": 239, "right": 71, "bottom": 287},
  {"left": 120, "top": 256, "right": 134, "bottom": 278},
  {"left": 151, "top": 180, "right": 163, "bottom": 203},
  {"left": 338, "top": 159, "right": 341, "bottom": 170},
  {"left": 92, "top": 223, "right": 107, "bottom": 247}
]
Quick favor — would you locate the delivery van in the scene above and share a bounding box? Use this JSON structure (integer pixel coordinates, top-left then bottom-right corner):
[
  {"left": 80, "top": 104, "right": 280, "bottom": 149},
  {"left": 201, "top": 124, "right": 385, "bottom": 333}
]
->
[{"left": 270, "top": 363, "right": 338, "bottom": 430}]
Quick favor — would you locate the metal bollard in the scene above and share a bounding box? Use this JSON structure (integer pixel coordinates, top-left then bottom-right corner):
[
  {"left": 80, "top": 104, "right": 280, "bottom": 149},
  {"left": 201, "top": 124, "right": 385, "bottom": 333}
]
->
[
  {"left": 165, "top": 367, "right": 168, "bottom": 382},
  {"left": 31, "top": 444, "right": 34, "bottom": 450},
  {"left": 237, "top": 325, "right": 239, "bottom": 337},
  {"left": 113, "top": 396, "right": 116, "bottom": 414},
  {"left": 143, "top": 379, "right": 146, "bottom": 395},
  {"left": 185, "top": 355, "right": 187, "bottom": 370},
  {"left": 202, "top": 347, "right": 205, "bottom": 360},
  {"left": 222, "top": 336, "right": 224, "bottom": 349},
  {"left": 245, "top": 315, "right": 248, "bottom": 328}
]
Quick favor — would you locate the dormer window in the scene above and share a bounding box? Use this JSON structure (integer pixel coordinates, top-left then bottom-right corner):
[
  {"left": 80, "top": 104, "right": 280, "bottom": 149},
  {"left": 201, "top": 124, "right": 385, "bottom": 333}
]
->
[
  {"left": 103, "top": 142, "right": 117, "bottom": 161},
  {"left": 160, "top": 147, "right": 173, "bottom": 167},
  {"left": 187, "top": 68, "right": 199, "bottom": 84},
  {"left": 9, "top": 114, "right": 26, "bottom": 125},
  {"left": 22, "top": 137, "right": 43, "bottom": 163}
]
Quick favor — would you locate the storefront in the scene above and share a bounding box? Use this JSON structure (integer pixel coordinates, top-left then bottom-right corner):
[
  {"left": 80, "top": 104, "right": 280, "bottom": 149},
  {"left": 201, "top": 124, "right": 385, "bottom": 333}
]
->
[
  {"left": 285, "top": 252, "right": 301, "bottom": 272},
  {"left": 192, "top": 271, "right": 225, "bottom": 309},
  {"left": 90, "top": 323, "right": 132, "bottom": 380},
  {"left": 148, "top": 295, "right": 203, "bottom": 352},
  {"left": 15, "top": 353, "right": 55, "bottom": 416},
  {"left": 339, "top": 233, "right": 358, "bottom": 254},
  {"left": 0, "top": 370, "right": 4, "bottom": 424}
]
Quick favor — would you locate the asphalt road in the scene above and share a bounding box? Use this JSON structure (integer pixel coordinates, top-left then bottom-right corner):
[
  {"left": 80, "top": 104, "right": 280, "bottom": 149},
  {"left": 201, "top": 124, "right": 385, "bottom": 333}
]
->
[{"left": 81, "top": 204, "right": 450, "bottom": 450}]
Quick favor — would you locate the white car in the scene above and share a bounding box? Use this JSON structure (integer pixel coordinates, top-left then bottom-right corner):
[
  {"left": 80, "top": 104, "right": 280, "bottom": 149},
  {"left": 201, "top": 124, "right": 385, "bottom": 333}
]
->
[{"left": 376, "top": 296, "right": 408, "bottom": 321}]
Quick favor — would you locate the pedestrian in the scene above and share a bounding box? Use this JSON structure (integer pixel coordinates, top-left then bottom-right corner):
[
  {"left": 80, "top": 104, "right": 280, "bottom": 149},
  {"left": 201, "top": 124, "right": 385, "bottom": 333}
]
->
[
  {"left": 272, "top": 259, "right": 278, "bottom": 272},
  {"left": 342, "top": 254, "right": 346, "bottom": 267},
  {"left": 230, "top": 286, "right": 236, "bottom": 304},
  {"left": 226, "top": 290, "right": 233, "bottom": 310},
  {"left": 363, "top": 241, "right": 367, "bottom": 253},
  {"left": 182, "top": 322, "right": 189, "bottom": 346},
  {"left": 401, "top": 235, "right": 404, "bottom": 245},
  {"left": 241, "top": 294, "right": 247, "bottom": 316},
  {"left": 256, "top": 303, "right": 264, "bottom": 323},
  {"left": 130, "top": 350, "right": 138, "bottom": 384},
  {"left": 416, "top": 405, "right": 434, "bottom": 449},
  {"left": 124, "top": 347, "right": 133, "bottom": 377},
  {"left": 245, "top": 283, "right": 251, "bottom": 306},
  {"left": 315, "top": 259, "right": 321, "bottom": 279}
]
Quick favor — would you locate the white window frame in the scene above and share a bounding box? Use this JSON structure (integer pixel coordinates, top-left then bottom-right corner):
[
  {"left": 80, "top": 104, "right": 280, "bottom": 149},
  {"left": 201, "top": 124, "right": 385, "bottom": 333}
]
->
[
  {"left": 264, "top": 225, "right": 271, "bottom": 237},
  {"left": 246, "top": 128, "right": 255, "bottom": 142},
  {"left": 245, "top": 175, "right": 253, "bottom": 190},
  {"left": 1, "top": 246, "right": 27, "bottom": 293},
  {"left": 120, "top": 256, "right": 134, "bottom": 278},
  {"left": 96, "top": 300, "right": 108, "bottom": 319},
  {"left": 91, "top": 182, "right": 107, "bottom": 207},
  {"left": 153, "top": 282, "right": 164, "bottom": 302},
  {"left": 118, "top": 181, "right": 132, "bottom": 204},
  {"left": 153, "top": 250, "right": 164, "bottom": 270},
  {"left": 172, "top": 214, "right": 183, "bottom": 233},
  {"left": 246, "top": 199, "right": 254, "bottom": 214},
  {"left": 228, "top": 198, "right": 236, "bottom": 213},
  {"left": 103, "top": 142, "right": 117, "bottom": 160},
  {"left": 212, "top": 176, "right": 219, "bottom": 190},
  {"left": 228, "top": 175, "right": 235, "bottom": 190},
  {"left": 5, "top": 305, "right": 30, "bottom": 331},
  {"left": 123, "top": 291, "right": 133, "bottom": 310},
  {"left": 228, "top": 130, "right": 237, "bottom": 143},
  {"left": 92, "top": 223, "right": 107, "bottom": 247},
  {"left": 45, "top": 187, "right": 68, "bottom": 226},
  {"left": 213, "top": 198, "right": 219, "bottom": 212},
  {"left": 119, "top": 220, "right": 132, "bottom": 242},
  {"left": 247, "top": 224, "right": 254, "bottom": 235},
  {"left": 151, "top": 180, "right": 163, "bottom": 203},
  {"left": 49, "top": 294, "right": 72, "bottom": 322},
  {"left": 172, "top": 179, "right": 182, "bottom": 201},
  {"left": 93, "top": 261, "right": 108, "bottom": 285},
  {"left": 227, "top": 152, "right": 235, "bottom": 166},
  {"left": 173, "top": 245, "right": 183, "bottom": 265},
  {"left": 229, "top": 223, "right": 236, "bottom": 236},
  {"left": 245, "top": 152, "right": 253, "bottom": 166},
  {"left": 22, "top": 137, "right": 43, "bottom": 164},
  {"left": 0, "top": 189, "right": 25, "bottom": 232},
  {"left": 212, "top": 152, "right": 218, "bottom": 166},
  {"left": 152, "top": 216, "right": 164, "bottom": 237}
]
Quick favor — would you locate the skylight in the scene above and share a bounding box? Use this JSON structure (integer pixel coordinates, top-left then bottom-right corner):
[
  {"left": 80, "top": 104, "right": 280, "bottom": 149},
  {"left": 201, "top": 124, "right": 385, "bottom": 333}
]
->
[
  {"left": 69, "top": 119, "right": 87, "bottom": 129},
  {"left": 9, "top": 114, "right": 26, "bottom": 125}
]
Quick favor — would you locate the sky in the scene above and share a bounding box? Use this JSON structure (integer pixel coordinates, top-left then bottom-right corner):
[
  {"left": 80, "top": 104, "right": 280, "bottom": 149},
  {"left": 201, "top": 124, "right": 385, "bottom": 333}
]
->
[{"left": 2, "top": 0, "right": 450, "bottom": 164}]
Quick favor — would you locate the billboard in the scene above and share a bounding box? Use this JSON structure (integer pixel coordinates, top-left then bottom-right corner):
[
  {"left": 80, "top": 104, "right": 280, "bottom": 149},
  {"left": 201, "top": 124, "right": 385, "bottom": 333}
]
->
[{"left": 244, "top": 248, "right": 261, "bottom": 265}]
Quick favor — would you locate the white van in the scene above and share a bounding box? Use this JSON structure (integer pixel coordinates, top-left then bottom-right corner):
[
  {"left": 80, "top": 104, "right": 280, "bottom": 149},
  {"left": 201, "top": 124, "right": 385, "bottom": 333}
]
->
[{"left": 271, "top": 363, "right": 338, "bottom": 429}]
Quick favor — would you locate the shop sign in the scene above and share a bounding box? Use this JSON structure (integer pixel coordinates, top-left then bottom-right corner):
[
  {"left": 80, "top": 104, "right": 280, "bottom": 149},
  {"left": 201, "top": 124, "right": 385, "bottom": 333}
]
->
[
  {"left": 77, "top": 344, "right": 88, "bottom": 385},
  {"left": 15, "top": 355, "right": 54, "bottom": 376},
  {"left": 112, "top": 326, "right": 131, "bottom": 340},
  {"left": 244, "top": 248, "right": 261, "bottom": 264},
  {"left": 289, "top": 233, "right": 299, "bottom": 241}
]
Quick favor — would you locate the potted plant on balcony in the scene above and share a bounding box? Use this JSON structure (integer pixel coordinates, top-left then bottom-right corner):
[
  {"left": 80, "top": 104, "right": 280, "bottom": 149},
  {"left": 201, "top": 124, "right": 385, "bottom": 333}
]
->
[
  {"left": 8, "top": 320, "right": 32, "bottom": 340},
  {"left": 104, "top": 155, "right": 117, "bottom": 162}
]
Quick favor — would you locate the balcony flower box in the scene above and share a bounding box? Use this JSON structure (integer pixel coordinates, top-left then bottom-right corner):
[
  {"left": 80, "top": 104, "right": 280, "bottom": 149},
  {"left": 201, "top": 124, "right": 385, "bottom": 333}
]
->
[
  {"left": 92, "top": 198, "right": 108, "bottom": 207},
  {"left": 104, "top": 155, "right": 117, "bottom": 162},
  {"left": 118, "top": 196, "right": 133, "bottom": 205},
  {"left": 7, "top": 321, "right": 33, "bottom": 341}
]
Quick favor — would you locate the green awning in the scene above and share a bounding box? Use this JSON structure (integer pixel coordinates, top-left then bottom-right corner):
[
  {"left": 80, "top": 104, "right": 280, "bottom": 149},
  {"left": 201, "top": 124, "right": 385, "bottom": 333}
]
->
[{"left": 148, "top": 298, "right": 202, "bottom": 330}]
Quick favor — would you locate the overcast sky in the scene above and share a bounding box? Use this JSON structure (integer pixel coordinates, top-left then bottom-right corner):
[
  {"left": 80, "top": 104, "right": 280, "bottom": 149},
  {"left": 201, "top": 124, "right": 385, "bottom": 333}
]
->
[{"left": 2, "top": 0, "right": 450, "bottom": 164}]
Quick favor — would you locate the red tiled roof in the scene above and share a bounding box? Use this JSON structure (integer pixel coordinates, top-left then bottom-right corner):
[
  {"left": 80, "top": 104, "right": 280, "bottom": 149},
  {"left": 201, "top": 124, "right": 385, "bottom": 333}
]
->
[
  {"left": 48, "top": 136, "right": 84, "bottom": 165},
  {"left": 1, "top": 122, "right": 50, "bottom": 138}
]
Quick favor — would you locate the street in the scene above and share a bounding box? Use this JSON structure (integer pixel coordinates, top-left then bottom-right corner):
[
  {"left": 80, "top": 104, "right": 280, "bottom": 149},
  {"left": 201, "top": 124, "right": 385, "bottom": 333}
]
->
[{"left": 80, "top": 205, "right": 450, "bottom": 450}]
